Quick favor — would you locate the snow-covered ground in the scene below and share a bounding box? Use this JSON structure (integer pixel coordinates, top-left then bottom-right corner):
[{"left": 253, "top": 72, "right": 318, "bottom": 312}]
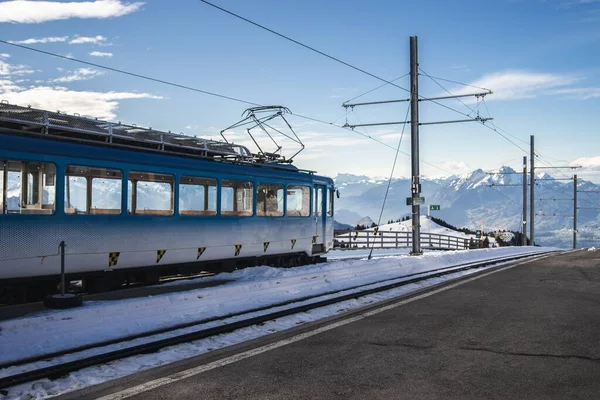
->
[
  {"left": 0, "top": 246, "right": 557, "bottom": 399},
  {"left": 336, "top": 216, "right": 498, "bottom": 249},
  {"left": 327, "top": 248, "right": 412, "bottom": 259},
  {"left": 366, "top": 217, "right": 494, "bottom": 242}
]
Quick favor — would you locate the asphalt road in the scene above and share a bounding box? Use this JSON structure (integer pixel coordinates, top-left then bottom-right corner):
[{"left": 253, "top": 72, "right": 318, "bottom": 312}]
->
[{"left": 65, "top": 249, "right": 600, "bottom": 400}]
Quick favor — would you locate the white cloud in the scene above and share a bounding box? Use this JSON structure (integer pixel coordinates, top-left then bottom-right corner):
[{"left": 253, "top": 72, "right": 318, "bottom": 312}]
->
[
  {"left": 70, "top": 35, "right": 107, "bottom": 45},
  {"left": 561, "top": 0, "right": 600, "bottom": 7},
  {"left": 0, "top": 53, "right": 10, "bottom": 58},
  {"left": 551, "top": 87, "right": 600, "bottom": 99},
  {"left": 89, "top": 51, "right": 113, "bottom": 57},
  {"left": 0, "top": 60, "right": 35, "bottom": 76},
  {"left": 428, "top": 161, "right": 471, "bottom": 178},
  {"left": 0, "top": 1, "right": 144, "bottom": 23},
  {"left": 570, "top": 156, "right": 600, "bottom": 170},
  {"left": 0, "top": 79, "right": 21, "bottom": 92},
  {"left": 448, "top": 70, "right": 580, "bottom": 102},
  {"left": 1, "top": 86, "right": 161, "bottom": 119},
  {"left": 50, "top": 68, "right": 105, "bottom": 83},
  {"left": 9, "top": 36, "right": 68, "bottom": 45},
  {"left": 0, "top": 58, "right": 160, "bottom": 120}
]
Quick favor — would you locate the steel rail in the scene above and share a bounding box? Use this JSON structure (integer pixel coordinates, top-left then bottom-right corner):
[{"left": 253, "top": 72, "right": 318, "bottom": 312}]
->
[{"left": 0, "top": 251, "right": 554, "bottom": 389}]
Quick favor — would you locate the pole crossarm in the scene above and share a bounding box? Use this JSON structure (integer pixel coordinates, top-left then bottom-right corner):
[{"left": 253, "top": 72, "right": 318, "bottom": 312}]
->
[
  {"left": 535, "top": 178, "right": 574, "bottom": 181},
  {"left": 534, "top": 166, "right": 582, "bottom": 169},
  {"left": 486, "top": 184, "right": 529, "bottom": 187},
  {"left": 418, "top": 91, "right": 492, "bottom": 102},
  {"left": 486, "top": 172, "right": 525, "bottom": 175},
  {"left": 342, "top": 98, "right": 410, "bottom": 108},
  {"left": 536, "top": 213, "right": 574, "bottom": 217},
  {"left": 341, "top": 90, "right": 491, "bottom": 109},
  {"left": 538, "top": 198, "right": 573, "bottom": 201},
  {"left": 343, "top": 120, "right": 409, "bottom": 129},
  {"left": 343, "top": 116, "right": 492, "bottom": 129},
  {"left": 420, "top": 117, "right": 493, "bottom": 126}
]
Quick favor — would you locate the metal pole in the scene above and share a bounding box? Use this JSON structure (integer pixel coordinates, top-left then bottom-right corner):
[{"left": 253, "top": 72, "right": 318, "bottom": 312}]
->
[
  {"left": 1, "top": 160, "right": 7, "bottom": 214},
  {"left": 410, "top": 35, "right": 422, "bottom": 255},
  {"left": 530, "top": 135, "right": 535, "bottom": 245},
  {"left": 522, "top": 156, "right": 527, "bottom": 246},
  {"left": 574, "top": 174, "right": 577, "bottom": 249},
  {"left": 59, "top": 241, "right": 66, "bottom": 296}
]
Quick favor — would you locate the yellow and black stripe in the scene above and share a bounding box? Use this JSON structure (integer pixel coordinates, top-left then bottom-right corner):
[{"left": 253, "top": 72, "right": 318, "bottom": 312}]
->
[
  {"left": 108, "top": 252, "right": 120, "bottom": 267},
  {"left": 263, "top": 242, "right": 270, "bottom": 252},
  {"left": 197, "top": 247, "right": 206, "bottom": 260},
  {"left": 156, "top": 249, "right": 167, "bottom": 263},
  {"left": 234, "top": 244, "right": 242, "bottom": 256}
]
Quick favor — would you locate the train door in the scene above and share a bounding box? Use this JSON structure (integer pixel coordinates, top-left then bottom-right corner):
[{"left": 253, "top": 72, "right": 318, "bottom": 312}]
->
[{"left": 314, "top": 185, "right": 326, "bottom": 249}]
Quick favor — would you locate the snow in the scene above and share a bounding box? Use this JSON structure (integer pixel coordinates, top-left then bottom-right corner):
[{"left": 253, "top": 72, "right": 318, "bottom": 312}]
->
[
  {"left": 355, "top": 216, "right": 374, "bottom": 227},
  {"left": 358, "top": 216, "right": 496, "bottom": 244},
  {"left": 0, "top": 246, "right": 556, "bottom": 399}
]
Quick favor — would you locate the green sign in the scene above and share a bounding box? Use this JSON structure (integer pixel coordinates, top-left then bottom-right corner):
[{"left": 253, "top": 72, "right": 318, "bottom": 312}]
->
[
  {"left": 429, "top": 205, "right": 440, "bottom": 211},
  {"left": 476, "top": 230, "right": 482, "bottom": 239}
]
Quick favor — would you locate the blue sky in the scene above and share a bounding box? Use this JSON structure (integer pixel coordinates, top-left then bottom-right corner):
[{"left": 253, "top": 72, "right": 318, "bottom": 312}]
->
[{"left": 1, "top": 0, "right": 599, "bottom": 182}]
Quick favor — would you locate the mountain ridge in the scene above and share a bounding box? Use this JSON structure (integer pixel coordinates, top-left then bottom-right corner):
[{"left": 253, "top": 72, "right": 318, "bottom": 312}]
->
[{"left": 334, "top": 167, "right": 600, "bottom": 248}]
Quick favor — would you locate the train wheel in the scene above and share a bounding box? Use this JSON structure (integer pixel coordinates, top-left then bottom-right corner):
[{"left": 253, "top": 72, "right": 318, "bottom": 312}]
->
[{"left": 43, "top": 293, "right": 82, "bottom": 309}]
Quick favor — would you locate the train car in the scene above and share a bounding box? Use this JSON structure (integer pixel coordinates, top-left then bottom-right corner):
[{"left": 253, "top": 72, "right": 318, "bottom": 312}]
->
[{"left": 0, "top": 103, "right": 335, "bottom": 301}]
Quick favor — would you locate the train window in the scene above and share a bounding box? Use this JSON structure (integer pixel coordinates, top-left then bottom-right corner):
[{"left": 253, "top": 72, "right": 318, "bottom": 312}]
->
[
  {"left": 179, "top": 176, "right": 217, "bottom": 216},
  {"left": 1, "top": 160, "right": 55, "bottom": 214},
  {"left": 221, "top": 180, "right": 253, "bottom": 216},
  {"left": 128, "top": 171, "right": 174, "bottom": 216},
  {"left": 287, "top": 185, "right": 311, "bottom": 217},
  {"left": 65, "top": 166, "right": 122, "bottom": 215},
  {"left": 316, "top": 186, "right": 323, "bottom": 216},
  {"left": 257, "top": 183, "right": 284, "bottom": 217},
  {"left": 328, "top": 188, "right": 334, "bottom": 217}
]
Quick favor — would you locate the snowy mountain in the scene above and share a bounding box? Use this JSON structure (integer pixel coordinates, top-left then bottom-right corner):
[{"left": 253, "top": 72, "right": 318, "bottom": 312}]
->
[
  {"left": 356, "top": 216, "right": 374, "bottom": 228},
  {"left": 334, "top": 167, "right": 600, "bottom": 248}
]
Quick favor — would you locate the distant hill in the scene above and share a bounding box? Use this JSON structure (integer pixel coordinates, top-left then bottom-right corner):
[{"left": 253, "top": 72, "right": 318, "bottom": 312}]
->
[{"left": 334, "top": 220, "right": 353, "bottom": 231}]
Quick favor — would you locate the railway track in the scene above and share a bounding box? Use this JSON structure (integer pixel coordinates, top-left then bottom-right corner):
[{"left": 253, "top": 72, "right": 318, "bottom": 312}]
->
[{"left": 0, "top": 250, "right": 555, "bottom": 390}]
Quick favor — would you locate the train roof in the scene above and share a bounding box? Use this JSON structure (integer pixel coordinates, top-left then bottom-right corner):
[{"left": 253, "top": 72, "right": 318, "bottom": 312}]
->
[{"left": 0, "top": 102, "right": 316, "bottom": 175}]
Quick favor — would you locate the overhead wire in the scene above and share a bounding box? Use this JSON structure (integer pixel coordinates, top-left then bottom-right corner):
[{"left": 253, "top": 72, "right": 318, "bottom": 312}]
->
[
  {"left": 198, "top": 0, "right": 502, "bottom": 126},
  {"left": 480, "top": 100, "right": 531, "bottom": 147},
  {"left": 198, "top": 0, "right": 600, "bottom": 209},
  {"left": 0, "top": 38, "right": 458, "bottom": 176},
  {"left": 199, "top": 0, "right": 411, "bottom": 93},
  {"left": 290, "top": 113, "right": 456, "bottom": 176},
  {"left": 418, "top": 67, "right": 480, "bottom": 118},
  {"left": 0, "top": 39, "right": 262, "bottom": 107},
  {"left": 4, "top": 2, "right": 597, "bottom": 236},
  {"left": 343, "top": 73, "right": 409, "bottom": 105},
  {"left": 6, "top": 13, "right": 588, "bottom": 195},
  {"left": 418, "top": 71, "right": 600, "bottom": 216},
  {"left": 368, "top": 103, "right": 411, "bottom": 260},
  {"left": 414, "top": 74, "right": 490, "bottom": 91}
]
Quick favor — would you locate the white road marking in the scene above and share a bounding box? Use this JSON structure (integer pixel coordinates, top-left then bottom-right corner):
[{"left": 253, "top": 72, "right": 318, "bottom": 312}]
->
[{"left": 96, "top": 254, "right": 550, "bottom": 400}]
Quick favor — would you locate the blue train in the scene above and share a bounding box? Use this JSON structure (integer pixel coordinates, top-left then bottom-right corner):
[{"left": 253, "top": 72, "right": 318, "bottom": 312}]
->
[{"left": 0, "top": 103, "right": 335, "bottom": 301}]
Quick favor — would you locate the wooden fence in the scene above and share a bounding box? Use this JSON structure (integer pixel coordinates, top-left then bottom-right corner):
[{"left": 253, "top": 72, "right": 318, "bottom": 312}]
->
[{"left": 334, "top": 230, "right": 478, "bottom": 251}]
